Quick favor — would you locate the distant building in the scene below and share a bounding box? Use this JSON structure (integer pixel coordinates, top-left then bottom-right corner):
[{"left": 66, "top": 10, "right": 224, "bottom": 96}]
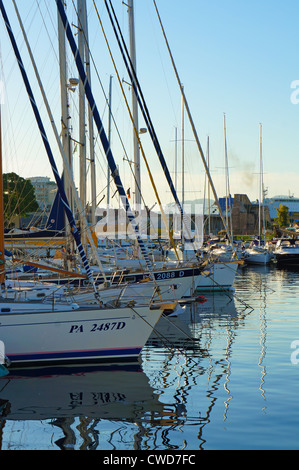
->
[
  {"left": 264, "top": 195, "right": 299, "bottom": 223},
  {"left": 231, "top": 194, "right": 271, "bottom": 235},
  {"left": 26, "top": 176, "right": 57, "bottom": 210},
  {"left": 219, "top": 195, "right": 234, "bottom": 215},
  {"left": 206, "top": 194, "right": 272, "bottom": 236}
]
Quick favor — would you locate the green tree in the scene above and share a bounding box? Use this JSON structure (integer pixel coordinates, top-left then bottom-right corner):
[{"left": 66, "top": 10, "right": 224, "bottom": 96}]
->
[
  {"left": 3, "top": 172, "right": 39, "bottom": 224},
  {"left": 275, "top": 204, "right": 289, "bottom": 228}
]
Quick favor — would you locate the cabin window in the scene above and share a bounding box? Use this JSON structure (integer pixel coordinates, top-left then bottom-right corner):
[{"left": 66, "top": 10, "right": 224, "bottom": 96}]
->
[{"left": 1, "top": 308, "right": 11, "bottom": 312}]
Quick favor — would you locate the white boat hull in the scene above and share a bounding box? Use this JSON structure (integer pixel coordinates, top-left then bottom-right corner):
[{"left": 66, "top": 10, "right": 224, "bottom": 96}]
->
[
  {"left": 68, "top": 273, "right": 203, "bottom": 305},
  {"left": 273, "top": 239, "right": 299, "bottom": 266},
  {"left": 21, "top": 265, "right": 205, "bottom": 298},
  {"left": 0, "top": 303, "right": 166, "bottom": 366},
  {"left": 274, "top": 249, "right": 299, "bottom": 266},
  {"left": 245, "top": 248, "right": 272, "bottom": 265},
  {"left": 194, "top": 261, "right": 238, "bottom": 292}
]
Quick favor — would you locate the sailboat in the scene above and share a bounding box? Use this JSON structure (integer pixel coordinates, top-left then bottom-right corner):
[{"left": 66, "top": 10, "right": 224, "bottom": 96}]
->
[
  {"left": 244, "top": 124, "right": 272, "bottom": 265},
  {"left": 0, "top": 0, "right": 180, "bottom": 368}
]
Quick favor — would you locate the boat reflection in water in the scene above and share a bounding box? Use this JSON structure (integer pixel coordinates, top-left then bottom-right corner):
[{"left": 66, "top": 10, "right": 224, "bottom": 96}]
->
[
  {"left": 0, "top": 293, "right": 253, "bottom": 450},
  {"left": 142, "top": 292, "right": 253, "bottom": 448},
  {"left": 0, "top": 362, "right": 186, "bottom": 450}
]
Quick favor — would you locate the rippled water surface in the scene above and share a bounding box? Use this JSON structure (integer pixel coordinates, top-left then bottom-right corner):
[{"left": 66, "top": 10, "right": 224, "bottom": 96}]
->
[{"left": 1, "top": 264, "right": 299, "bottom": 450}]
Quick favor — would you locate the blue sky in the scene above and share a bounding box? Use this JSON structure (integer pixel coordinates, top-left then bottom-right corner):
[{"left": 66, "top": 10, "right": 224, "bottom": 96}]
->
[{"left": 0, "top": 0, "right": 299, "bottom": 207}]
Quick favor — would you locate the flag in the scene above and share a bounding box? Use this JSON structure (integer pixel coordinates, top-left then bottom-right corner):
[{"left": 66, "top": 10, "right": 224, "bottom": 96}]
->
[{"left": 127, "top": 188, "right": 131, "bottom": 199}]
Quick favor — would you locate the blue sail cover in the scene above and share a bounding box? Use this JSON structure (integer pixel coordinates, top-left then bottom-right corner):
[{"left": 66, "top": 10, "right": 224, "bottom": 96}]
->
[
  {"left": 45, "top": 184, "right": 65, "bottom": 232},
  {"left": 5, "top": 182, "right": 65, "bottom": 238}
]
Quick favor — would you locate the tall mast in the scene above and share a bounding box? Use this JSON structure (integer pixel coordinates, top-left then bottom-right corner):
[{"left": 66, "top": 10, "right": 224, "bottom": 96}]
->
[
  {"left": 224, "top": 113, "right": 229, "bottom": 230},
  {"left": 0, "top": 105, "right": 5, "bottom": 286},
  {"left": 174, "top": 126, "right": 178, "bottom": 193},
  {"left": 207, "top": 135, "right": 211, "bottom": 236},
  {"left": 78, "top": 0, "right": 87, "bottom": 248},
  {"left": 57, "top": 4, "right": 73, "bottom": 266},
  {"left": 153, "top": 0, "right": 236, "bottom": 253},
  {"left": 1, "top": 0, "right": 100, "bottom": 290},
  {"left": 12, "top": 0, "right": 107, "bottom": 281},
  {"left": 127, "top": 0, "right": 141, "bottom": 207},
  {"left": 181, "top": 86, "right": 185, "bottom": 210},
  {"left": 107, "top": 75, "right": 113, "bottom": 205},
  {"left": 259, "top": 125, "right": 261, "bottom": 243},
  {"left": 181, "top": 86, "right": 185, "bottom": 246},
  {"left": 259, "top": 123, "right": 265, "bottom": 243},
  {"left": 56, "top": 0, "right": 154, "bottom": 275},
  {"left": 203, "top": 135, "right": 211, "bottom": 239},
  {"left": 81, "top": 0, "right": 96, "bottom": 228},
  {"left": 223, "top": 113, "right": 233, "bottom": 239}
]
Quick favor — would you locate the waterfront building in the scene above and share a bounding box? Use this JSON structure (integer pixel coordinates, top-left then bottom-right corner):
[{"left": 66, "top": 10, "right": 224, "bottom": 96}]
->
[
  {"left": 26, "top": 176, "right": 57, "bottom": 210},
  {"left": 264, "top": 195, "right": 299, "bottom": 223}
]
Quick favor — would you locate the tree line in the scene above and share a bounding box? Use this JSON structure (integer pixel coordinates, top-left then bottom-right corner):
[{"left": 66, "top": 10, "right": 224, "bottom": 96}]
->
[{"left": 3, "top": 172, "right": 38, "bottom": 226}]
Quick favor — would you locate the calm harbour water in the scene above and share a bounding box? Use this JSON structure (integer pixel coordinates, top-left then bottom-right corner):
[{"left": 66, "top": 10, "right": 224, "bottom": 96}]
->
[{"left": 1, "top": 263, "right": 299, "bottom": 450}]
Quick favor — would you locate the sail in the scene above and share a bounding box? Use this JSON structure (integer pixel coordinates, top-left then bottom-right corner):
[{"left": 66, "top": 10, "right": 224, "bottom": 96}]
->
[{"left": 45, "top": 179, "right": 65, "bottom": 233}]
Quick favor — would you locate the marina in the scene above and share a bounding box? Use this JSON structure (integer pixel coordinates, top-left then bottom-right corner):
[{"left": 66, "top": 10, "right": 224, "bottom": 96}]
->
[
  {"left": 1, "top": 263, "right": 299, "bottom": 450},
  {"left": 0, "top": 0, "right": 298, "bottom": 453}
]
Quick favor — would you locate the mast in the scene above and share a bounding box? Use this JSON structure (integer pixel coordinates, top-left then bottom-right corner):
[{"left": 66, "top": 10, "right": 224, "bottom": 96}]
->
[
  {"left": 153, "top": 0, "right": 236, "bottom": 254},
  {"left": 104, "top": 0, "right": 200, "bottom": 257},
  {"left": 259, "top": 123, "right": 266, "bottom": 244},
  {"left": 81, "top": 0, "right": 96, "bottom": 228},
  {"left": 0, "top": 0, "right": 99, "bottom": 292},
  {"left": 258, "top": 125, "right": 261, "bottom": 244},
  {"left": 0, "top": 105, "right": 5, "bottom": 287},
  {"left": 223, "top": 113, "right": 233, "bottom": 240},
  {"left": 11, "top": 0, "right": 107, "bottom": 283},
  {"left": 174, "top": 126, "right": 178, "bottom": 193},
  {"left": 107, "top": 75, "right": 113, "bottom": 205},
  {"left": 57, "top": 4, "right": 74, "bottom": 269},
  {"left": 127, "top": 0, "right": 141, "bottom": 207},
  {"left": 181, "top": 86, "right": 185, "bottom": 246},
  {"left": 93, "top": 0, "right": 180, "bottom": 261},
  {"left": 78, "top": 0, "right": 87, "bottom": 249},
  {"left": 205, "top": 135, "right": 211, "bottom": 237},
  {"left": 56, "top": 0, "right": 155, "bottom": 276},
  {"left": 224, "top": 113, "right": 228, "bottom": 230}
]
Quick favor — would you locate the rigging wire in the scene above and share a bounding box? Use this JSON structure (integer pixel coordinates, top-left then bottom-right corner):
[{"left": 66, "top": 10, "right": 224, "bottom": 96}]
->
[
  {"left": 92, "top": 0, "right": 180, "bottom": 259},
  {"left": 1, "top": 0, "right": 102, "bottom": 297},
  {"left": 56, "top": 0, "right": 157, "bottom": 281},
  {"left": 68, "top": 0, "right": 162, "bottom": 244},
  {"left": 2, "top": 1, "right": 61, "bottom": 218},
  {"left": 104, "top": 0, "right": 198, "bottom": 259},
  {"left": 68, "top": 0, "right": 146, "bottom": 214},
  {"left": 151, "top": 0, "right": 237, "bottom": 257}
]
